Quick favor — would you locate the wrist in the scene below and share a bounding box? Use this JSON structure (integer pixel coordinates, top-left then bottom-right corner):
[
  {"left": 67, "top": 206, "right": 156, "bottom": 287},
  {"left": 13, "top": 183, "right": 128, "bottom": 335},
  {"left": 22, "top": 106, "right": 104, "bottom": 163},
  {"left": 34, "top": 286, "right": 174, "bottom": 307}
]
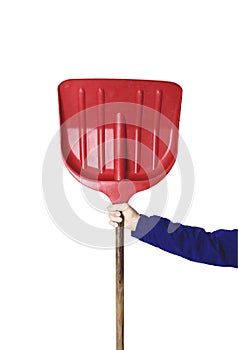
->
[{"left": 130, "top": 214, "right": 140, "bottom": 231}]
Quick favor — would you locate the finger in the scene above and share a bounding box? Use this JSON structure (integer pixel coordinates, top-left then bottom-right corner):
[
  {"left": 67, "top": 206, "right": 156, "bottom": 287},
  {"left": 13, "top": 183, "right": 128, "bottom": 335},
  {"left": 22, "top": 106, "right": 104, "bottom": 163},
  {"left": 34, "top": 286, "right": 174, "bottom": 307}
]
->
[
  {"left": 107, "top": 203, "right": 129, "bottom": 212},
  {"left": 108, "top": 211, "right": 121, "bottom": 217},
  {"left": 109, "top": 215, "right": 123, "bottom": 223},
  {"left": 109, "top": 220, "right": 118, "bottom": 228}
]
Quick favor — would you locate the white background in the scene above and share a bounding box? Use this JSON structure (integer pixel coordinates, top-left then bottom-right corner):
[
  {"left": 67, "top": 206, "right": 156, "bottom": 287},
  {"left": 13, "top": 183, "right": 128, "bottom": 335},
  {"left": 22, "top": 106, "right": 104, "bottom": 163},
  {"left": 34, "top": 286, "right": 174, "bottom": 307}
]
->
[{"left": 1, "top": 1, "right": 237, "bottom": 349}]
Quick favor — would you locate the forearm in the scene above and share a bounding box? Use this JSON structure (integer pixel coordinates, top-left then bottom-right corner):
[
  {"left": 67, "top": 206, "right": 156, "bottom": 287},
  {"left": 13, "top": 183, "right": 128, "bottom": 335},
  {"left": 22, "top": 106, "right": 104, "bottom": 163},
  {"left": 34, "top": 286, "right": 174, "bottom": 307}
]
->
[{"left": 132, "top": 215, "right": 238, "bottom": 268}]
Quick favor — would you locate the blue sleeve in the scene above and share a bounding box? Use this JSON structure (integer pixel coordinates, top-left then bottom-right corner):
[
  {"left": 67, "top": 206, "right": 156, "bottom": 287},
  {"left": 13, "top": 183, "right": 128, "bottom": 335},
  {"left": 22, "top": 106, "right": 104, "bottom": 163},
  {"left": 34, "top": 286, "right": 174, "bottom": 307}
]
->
[{"left": 132, "top": 215, "right": 238, "bottom": 268}]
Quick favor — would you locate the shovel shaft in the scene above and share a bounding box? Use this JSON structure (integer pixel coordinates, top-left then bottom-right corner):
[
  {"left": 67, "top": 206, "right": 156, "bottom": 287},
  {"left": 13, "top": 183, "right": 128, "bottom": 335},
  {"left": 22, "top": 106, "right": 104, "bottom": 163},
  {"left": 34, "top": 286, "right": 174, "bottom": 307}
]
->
[{"left": 116, "top": 221, "right": 124, "bottom": 350}]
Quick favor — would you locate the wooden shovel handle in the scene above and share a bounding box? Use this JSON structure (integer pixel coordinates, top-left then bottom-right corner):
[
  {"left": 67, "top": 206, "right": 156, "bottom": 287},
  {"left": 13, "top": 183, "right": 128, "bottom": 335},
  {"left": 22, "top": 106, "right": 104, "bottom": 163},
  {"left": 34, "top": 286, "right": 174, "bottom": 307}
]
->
[{"left": 116, "top": 214, "right": 124, "bottom": 350}]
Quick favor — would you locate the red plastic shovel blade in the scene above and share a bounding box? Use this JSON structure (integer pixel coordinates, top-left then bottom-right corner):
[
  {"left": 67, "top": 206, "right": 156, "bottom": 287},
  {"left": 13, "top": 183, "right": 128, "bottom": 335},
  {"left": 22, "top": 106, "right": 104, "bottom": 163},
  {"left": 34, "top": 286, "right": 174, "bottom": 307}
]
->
[{"left": 58, "top": 79, "right": 182, "bottom": 203}]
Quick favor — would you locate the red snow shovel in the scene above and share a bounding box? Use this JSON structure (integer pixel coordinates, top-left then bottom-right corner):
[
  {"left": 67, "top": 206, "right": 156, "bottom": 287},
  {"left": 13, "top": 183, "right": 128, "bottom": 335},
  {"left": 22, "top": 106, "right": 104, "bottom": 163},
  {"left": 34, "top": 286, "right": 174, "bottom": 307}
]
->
[{"left": 58, "top": 78, "right": 182, "bottom": 349}]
